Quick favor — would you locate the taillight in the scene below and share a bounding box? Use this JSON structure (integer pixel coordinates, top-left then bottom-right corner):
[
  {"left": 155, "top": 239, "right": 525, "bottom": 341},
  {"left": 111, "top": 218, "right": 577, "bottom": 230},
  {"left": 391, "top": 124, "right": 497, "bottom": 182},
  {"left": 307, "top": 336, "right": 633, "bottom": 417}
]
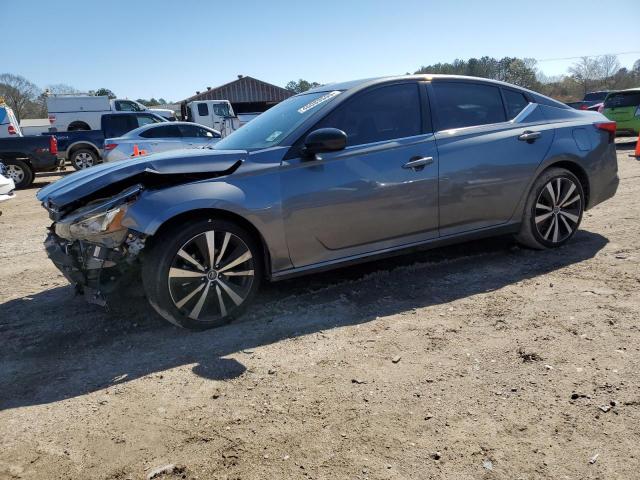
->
[
  {"left": 595, "top": 121, "right": 616, "bottom": 143},
  {"left": 579, "top": 104, "right": 588, "bottom": 110},
  {"left": 104, "top": 143, "right": 118, "bottom": 151},
  {"left": 7, "top": 125, "right": 16, "bottom": 135},
  {"left": 48, "top": 114, "right": 56, "bottom": 124},
  {"left": 49, "top": 136, "right": 58, "bottom": 155}
]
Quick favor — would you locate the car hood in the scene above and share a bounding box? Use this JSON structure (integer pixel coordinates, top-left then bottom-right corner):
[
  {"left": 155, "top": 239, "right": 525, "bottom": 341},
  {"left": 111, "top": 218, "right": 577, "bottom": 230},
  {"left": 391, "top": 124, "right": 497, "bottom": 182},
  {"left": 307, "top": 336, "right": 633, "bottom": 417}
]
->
[{"left": 37, "top": 148, "right": 247, "bottom": 208}]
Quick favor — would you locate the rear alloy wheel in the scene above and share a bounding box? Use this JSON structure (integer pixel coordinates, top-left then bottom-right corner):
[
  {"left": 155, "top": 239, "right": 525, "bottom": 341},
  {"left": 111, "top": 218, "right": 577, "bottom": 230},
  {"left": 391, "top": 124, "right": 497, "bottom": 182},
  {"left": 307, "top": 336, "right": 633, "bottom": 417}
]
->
[
  {"left": 516, "top": 168, "right": 584, "bottom": 249},
  {"left": 4, "top": 160, "right": 34, "bottom": 189},
  {"left": 71, "top": 149, "right": 98, "bottom": 170},
  {"left": 143, "top": 219, "right": 262, "bottom": 330}
]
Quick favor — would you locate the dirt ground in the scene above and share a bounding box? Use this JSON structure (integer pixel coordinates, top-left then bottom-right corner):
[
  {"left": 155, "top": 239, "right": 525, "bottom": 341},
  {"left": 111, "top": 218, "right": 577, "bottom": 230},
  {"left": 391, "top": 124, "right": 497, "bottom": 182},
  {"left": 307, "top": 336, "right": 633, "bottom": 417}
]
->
[{"left": 1, "top": 144, "right": 639, "bottom": 480}]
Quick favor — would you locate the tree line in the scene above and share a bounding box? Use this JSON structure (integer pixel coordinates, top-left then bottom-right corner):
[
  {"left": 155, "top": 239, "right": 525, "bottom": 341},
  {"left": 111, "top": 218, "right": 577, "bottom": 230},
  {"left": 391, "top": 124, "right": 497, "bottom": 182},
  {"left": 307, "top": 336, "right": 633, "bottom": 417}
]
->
[
  {"left": 2, "top": 54, "right": 639, "bottom": 121},
  {"left": 0, "top": 74, "right": 172, "bottom": 121},
  {"left": 287, "top": 54, "right": 640, "bottom": 102}
]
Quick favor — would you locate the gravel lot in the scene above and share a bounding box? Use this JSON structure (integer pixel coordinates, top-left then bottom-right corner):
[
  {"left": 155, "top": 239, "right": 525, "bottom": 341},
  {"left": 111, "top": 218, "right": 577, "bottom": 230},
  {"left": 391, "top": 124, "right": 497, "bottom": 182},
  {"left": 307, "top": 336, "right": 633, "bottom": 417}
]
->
[{"left": 1, "top": 144, "right": 639, "bottom": 480}]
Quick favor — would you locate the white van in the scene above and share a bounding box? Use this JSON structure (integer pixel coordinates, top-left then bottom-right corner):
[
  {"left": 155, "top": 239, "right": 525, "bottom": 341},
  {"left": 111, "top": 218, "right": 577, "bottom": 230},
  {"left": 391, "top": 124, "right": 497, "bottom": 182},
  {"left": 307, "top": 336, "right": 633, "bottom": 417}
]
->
[
  {"left": 0, "top": 104, "right": 22, "bottom": 138},
  {"left": 46, "top": 95, "right": 176, "bottom": 132},
  {"left": 182, "top": 100, "right": 241, "bottom": 137}
]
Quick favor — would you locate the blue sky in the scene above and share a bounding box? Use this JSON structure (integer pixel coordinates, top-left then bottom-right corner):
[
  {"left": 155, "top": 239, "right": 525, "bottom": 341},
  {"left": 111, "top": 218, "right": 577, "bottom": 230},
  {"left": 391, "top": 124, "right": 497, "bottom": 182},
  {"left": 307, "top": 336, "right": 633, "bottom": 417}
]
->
[{"left": 3, "top": 0, "right": 639, "bottom": 101}]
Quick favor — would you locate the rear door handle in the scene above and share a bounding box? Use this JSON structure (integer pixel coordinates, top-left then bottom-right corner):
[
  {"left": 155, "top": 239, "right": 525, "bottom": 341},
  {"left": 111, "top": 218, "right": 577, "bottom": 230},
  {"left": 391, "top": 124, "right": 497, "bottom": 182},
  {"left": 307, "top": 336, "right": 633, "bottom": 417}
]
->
[
  {"left": 402, "top": 156, "right": 434, "bottom": 170},
  {"left": 518, "top": 130, "right": 541, "bottom": 143}
]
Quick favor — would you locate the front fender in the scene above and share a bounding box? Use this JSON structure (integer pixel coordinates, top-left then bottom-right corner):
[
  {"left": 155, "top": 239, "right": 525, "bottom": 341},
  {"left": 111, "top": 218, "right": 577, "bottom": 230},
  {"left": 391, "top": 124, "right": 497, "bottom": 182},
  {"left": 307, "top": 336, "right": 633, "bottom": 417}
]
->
[{"left": 122, "top": 175, "right": 293, "bottom": 272}]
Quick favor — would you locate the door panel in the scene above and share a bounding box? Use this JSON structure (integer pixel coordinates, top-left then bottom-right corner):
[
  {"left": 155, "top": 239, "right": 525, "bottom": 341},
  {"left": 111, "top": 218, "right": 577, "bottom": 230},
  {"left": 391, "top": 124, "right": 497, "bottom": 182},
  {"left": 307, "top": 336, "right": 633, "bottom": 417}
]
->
[
  {"left": 436, "top": 121, "right": 554, "bottom": 235},
  {"left": 281, "top": 134, "right": 439, "bottom": 267}
]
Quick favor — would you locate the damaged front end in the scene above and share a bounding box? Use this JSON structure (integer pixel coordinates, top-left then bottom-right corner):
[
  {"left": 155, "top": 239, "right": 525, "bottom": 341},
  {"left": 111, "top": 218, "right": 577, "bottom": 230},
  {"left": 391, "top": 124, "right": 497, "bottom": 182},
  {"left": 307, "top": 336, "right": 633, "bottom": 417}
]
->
[{"left": 43, "top": 184, "right": 147, "bottom": 306}]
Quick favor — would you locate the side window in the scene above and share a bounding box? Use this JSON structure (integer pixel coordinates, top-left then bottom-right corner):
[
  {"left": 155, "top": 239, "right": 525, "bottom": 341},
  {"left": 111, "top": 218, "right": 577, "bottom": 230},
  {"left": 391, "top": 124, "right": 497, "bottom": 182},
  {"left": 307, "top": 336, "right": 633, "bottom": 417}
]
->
[
  {"left": 315, "top": 83, "right": 422, "bottom": 146},
  {"left": 139, "top": 125, "right": 182, "bottom": 138},
  {"left": 178, "top": 124, "right": 218, "bottom": 138},
  {"left": 197, "top": 103, "right": 209, "bottom": 116},
  {"left": 136, "top": 115, "right": 162, "bottom": 127},
  {"left": 503, "top": 89, "right": 529, "bottom": 119},
  {"left": 432, "top": 82, "right": 506, "bottom": 130}
]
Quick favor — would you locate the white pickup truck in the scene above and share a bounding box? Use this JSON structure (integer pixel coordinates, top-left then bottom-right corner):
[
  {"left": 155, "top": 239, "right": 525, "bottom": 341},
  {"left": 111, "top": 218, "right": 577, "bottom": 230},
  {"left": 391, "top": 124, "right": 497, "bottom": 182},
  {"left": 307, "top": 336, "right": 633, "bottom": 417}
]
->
[{"left": 46, "top": 95, "right": 176, "bottom": 132}]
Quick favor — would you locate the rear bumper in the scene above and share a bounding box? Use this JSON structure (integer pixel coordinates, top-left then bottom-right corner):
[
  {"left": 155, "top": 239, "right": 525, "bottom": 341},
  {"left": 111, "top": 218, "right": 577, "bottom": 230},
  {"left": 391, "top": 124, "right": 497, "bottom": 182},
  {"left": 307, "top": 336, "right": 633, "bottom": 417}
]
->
[{"left": 586, "top": 143, "right": 620, "bottom": 210}]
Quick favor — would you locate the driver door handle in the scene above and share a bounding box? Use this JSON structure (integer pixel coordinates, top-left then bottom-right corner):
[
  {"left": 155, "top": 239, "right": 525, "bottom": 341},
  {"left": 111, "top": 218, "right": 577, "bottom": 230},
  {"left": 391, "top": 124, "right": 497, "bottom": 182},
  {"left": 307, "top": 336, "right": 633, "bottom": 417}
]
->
[
  {"left": 402, "top": 156, "right": 433, "bottom": 170},
  {"left": 518, "top": 130, "right": 541, "bottom": 143}
]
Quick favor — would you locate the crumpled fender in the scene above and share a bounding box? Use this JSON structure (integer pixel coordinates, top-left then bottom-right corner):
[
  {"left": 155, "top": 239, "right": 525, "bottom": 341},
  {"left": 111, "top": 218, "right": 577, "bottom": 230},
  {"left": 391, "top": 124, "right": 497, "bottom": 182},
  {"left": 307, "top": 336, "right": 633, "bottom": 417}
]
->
[{"left": 36, "top": 148, "right": 247, "bottom": 208}]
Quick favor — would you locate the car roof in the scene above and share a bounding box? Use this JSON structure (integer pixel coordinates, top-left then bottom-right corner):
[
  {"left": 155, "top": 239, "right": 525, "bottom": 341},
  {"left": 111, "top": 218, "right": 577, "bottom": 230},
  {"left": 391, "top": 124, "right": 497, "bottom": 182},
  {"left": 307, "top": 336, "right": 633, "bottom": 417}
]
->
[
  {"left": 304, "top": 74, "right": 568, "bottom": 108},
  {"left": 122, "top": 121, "right": 217, "bottom": 138}
]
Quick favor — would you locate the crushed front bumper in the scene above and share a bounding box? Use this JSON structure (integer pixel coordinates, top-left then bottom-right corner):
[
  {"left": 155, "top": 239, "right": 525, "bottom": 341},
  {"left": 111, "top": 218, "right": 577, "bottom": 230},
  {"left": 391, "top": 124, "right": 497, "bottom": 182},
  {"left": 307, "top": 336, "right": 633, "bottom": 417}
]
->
[{"left": 44, "top": 230, "right": 146, "bottom": 306}]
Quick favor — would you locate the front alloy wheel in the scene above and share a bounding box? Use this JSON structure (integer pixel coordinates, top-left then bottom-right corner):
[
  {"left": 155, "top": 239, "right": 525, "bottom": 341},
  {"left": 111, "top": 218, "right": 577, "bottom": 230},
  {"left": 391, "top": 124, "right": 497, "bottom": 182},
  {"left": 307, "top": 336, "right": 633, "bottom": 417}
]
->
[{"left": 143, "top": 219, "right": 262, "bottom": 330}]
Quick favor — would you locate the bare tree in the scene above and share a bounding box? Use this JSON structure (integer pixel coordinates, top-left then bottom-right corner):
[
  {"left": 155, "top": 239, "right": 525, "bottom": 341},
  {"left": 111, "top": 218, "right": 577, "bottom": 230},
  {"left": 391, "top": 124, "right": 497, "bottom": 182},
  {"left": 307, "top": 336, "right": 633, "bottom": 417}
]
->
[
  {"left": 0, "top": 73, "right": 39, "bottom": 120},
  {"left": 596, "top": 54, "right": 621, "bottom": 88},
  {"left": 568, "top": 57, "right": 599, "bottom": 95}
]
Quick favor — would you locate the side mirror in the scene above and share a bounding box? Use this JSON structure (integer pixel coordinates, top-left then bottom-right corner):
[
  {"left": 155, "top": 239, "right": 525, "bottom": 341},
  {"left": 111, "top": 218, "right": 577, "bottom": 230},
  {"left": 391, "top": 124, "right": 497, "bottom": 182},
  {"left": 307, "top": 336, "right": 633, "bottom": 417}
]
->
[{"left": 302, "top": 128, "right": 347, "bottom": 157}]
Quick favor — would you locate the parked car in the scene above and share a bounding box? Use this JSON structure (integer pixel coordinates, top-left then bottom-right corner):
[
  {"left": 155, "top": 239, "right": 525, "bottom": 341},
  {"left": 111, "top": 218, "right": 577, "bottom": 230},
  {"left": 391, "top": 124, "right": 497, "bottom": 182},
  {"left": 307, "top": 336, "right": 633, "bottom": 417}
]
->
[
  {"left": 104, "top": 122, "right": 221, "bottom": 162},
  {"left": 566, "top": 91, "right": 611, "bottom": 111},
  {"left": 0, "top": 162, "right": 16, "bottom": 206},
  {"left": 0, "top": 134, "right": 59, "bottom": 188},
  {"left": 46, "top": 95, "right": 175, "bottom": 132},
  {"left": 181, "top": 100, "right": 240, "bottom": 137},
  {"left": 51, "top": 112, "right": 167, "bottom": 170},
  {"left": 36, "top": 75, "right": 619, "bottom": 330},
  {"left": 0, "top": 104, "right": 22, "bottom": 138},
  {"left": 602, "top": 88, "right": 640, "bottom": 136}
]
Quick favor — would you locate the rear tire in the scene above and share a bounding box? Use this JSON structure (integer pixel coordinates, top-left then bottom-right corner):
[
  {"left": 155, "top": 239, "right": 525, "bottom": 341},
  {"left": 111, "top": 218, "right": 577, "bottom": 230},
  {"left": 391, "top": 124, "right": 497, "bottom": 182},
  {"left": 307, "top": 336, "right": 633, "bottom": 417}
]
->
[
  {"left": 516, "top": 167, "right": 584, "bottom": 249},
  {"left": 3, "top": 159, "right": 34, "bottom": 189},
  {"left": 142, "top": 218, "right": 263, "bottom": 330},
  {"left": 70, "top": 148, "right": 98, "bottom": 170}
]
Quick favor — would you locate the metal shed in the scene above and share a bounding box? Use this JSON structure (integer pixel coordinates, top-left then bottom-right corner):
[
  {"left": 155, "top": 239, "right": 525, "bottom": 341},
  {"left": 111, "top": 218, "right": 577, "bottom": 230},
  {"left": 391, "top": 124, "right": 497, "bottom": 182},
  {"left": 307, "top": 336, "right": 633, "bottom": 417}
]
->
[{"left": 184, "top": 75, "right": 294, "bottom": 114}]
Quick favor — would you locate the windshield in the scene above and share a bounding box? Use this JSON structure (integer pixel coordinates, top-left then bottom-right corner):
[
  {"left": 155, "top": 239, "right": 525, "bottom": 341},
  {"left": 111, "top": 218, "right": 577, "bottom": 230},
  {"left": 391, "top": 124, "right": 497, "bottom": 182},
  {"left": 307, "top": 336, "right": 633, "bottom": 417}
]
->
[
  {"left": 605, "top": 91, "right": 640, "bottom": 108},
  {"left": 215, "top": 90, "right": 341, "bottom": 150},
  {"left": 212, "top": 103, "right": 232, "bottom": 117}
]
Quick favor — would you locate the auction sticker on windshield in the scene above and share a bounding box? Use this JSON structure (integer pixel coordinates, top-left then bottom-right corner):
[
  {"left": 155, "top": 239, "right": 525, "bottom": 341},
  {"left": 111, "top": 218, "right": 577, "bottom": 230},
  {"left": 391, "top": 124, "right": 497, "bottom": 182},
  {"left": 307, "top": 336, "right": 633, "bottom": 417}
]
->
[{"left": 297, "top": 91, "right": 341, "bottom": 114}]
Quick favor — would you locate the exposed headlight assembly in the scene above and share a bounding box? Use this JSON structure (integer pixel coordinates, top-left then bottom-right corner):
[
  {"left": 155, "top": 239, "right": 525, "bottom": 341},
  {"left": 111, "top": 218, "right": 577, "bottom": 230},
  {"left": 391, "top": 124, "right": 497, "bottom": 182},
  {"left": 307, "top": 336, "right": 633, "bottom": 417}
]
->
[
  {"left": 68, "top": 204, "right": 129, "bottom": 237},
  {"left": 55, "top": 184, "right": 143, "bottom": 243}
]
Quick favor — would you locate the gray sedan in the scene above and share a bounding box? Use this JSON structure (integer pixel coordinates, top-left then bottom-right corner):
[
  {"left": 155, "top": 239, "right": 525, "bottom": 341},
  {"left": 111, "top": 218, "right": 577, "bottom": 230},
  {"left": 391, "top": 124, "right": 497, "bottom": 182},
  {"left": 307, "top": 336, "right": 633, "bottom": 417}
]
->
[
  {"left": 103, "top": 122, "right": 221, "bottom": 162},
  {"left": 38, "top": 75, "right": 619, "bottom": 330}
]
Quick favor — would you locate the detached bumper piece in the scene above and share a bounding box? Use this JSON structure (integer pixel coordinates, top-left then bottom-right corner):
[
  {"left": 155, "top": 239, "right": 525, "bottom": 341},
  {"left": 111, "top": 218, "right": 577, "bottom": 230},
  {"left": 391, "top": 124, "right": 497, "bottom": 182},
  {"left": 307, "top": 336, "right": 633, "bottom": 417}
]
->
[{"left": 44, "top": 230, "right": 146, "bottom": 306}]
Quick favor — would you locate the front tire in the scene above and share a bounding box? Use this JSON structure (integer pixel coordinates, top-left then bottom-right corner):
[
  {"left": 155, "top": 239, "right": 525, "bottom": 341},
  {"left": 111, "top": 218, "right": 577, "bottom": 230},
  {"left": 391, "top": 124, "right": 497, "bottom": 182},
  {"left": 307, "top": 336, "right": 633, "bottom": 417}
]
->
[
  {"left": 70, "top": 149, "right": 98, "bottom": 170},
  {"left": 142, "top": 218, "right": 263, "bottom": 330},
  {"left": 516, "top": 167, "right": 584, "bottom": 249},
  {"left": 3, "top": 159, "right": 34, "bottom": 189}
]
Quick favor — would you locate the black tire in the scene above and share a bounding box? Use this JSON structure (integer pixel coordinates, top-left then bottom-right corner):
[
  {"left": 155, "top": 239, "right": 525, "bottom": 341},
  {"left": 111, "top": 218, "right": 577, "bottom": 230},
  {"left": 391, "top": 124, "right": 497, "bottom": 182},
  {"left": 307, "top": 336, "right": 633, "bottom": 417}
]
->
[
  {"left": 142, "top": 218, "right": 263, "bottom": 330},
  {"left": 70, "top": 148, "right": 98, "bottom": 170},
  {"left": 3, "top": 159, "right": 34, "bottom": 189},
  {"left": 516, "top": 167, "right": 585, "bottom": 249}
]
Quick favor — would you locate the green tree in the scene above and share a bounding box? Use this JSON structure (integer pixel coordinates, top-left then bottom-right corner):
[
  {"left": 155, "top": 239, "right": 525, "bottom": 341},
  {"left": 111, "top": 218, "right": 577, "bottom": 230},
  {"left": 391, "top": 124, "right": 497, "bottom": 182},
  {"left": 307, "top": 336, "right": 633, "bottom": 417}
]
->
[
  {"left": 93, "top": 88, "right": 116, "bottom": 99},
  {"left": 285, "top": 79, "right": 321, "bottom": 94}
]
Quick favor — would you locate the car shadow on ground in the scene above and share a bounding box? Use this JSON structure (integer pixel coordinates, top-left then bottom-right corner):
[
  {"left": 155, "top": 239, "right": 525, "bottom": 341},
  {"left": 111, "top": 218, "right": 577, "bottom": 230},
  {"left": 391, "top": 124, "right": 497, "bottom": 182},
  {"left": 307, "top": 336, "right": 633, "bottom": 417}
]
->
[{"left": 0, "top": 230, "right": 608, "bottom": 410}]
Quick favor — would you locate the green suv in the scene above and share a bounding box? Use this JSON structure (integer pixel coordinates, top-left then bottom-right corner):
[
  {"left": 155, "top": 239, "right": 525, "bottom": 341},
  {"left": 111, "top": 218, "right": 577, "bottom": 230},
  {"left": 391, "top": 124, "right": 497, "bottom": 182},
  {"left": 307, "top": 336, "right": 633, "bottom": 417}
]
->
[{"left": 603, "top": 88, "right": 640, "bottom": 135}]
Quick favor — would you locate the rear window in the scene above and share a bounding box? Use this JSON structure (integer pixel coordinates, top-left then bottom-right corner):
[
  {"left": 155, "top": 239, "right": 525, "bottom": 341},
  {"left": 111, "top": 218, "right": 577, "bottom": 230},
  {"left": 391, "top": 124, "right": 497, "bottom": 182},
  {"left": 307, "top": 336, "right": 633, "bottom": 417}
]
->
[
  {"left": 139, "top": 125, "right": 182, "bottom": 138},
  {"left": 432, "top": 82, "right": 506, "bottom": 130},
  {"left": 605, "top": 91, "right": 640, "bottom": 108},
  {"left": 103, "top": 115, "right": 133, "bottom": 138},
  {"left": 197, "top": 103, "right": 208, "bottom": 116}
]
